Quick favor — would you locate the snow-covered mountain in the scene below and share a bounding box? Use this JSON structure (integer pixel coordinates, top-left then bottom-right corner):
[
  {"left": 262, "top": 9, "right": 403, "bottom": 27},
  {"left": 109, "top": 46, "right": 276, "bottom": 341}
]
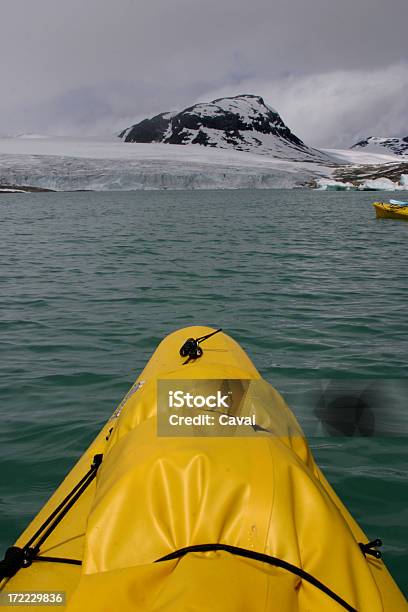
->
[
  {"left": 119, "top": 94, "right": 333, "bottom": 164},
  {"left": 351, "top": 136, "right": 408, "bottom": 157}
]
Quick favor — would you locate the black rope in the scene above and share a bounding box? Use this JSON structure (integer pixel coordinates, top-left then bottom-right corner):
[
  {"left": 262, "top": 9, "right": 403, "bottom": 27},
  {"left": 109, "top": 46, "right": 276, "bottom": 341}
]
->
[
  {"left": 156, "top": 543, "right": 357, "bottom": 612},
  {"left": 25, "top": 455, "right": 101, "bottom": 550},
  {"left": 34, "top": 556, "right": 82, "bottom": 566},
  {"left": 30, "top": 464, "right": 100, "bottom": 555},
  {"left": 0, "top": 454, "right": 102, "bottom": 581},
  {"left": 180, "top": 328, "right": 222, "bottom": 364},
  {"left": 195, "top": 329, "right": 223, "bottom": 344}
]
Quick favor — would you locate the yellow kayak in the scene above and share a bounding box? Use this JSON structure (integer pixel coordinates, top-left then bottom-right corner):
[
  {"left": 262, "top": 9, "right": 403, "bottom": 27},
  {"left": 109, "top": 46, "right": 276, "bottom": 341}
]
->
[
  {"left": 373, "top": 202, "right": 408, "bottom": 220},
  {"left": 0, "top": 327, "right": 407, "bottom": 611}
]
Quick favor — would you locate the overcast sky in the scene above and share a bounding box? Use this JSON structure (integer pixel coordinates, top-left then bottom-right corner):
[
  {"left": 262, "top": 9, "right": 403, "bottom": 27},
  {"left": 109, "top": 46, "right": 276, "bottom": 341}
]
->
[{"left": 1, "top": 0, "right": 407, "bottom": 147}]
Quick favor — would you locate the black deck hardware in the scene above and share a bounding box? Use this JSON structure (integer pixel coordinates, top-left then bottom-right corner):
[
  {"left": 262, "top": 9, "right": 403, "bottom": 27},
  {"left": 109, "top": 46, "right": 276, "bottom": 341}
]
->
[
  {"left": 179, "top": 328, "right": 222, "bottom": 364},
  {"left": 359, "top": 539, "right": 383, "bottom": 559}
]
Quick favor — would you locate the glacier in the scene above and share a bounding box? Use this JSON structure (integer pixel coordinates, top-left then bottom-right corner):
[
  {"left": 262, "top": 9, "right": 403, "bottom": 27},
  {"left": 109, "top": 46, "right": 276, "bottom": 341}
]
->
[
  {"left": 0, "top": 137, "right": 407, "bottom": 192},
  {"left": 0, "top": 137, "right": 330, "bottom": 191}
]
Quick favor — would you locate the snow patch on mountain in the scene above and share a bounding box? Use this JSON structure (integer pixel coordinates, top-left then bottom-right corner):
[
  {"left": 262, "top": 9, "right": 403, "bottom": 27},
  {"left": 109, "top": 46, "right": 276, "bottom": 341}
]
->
[
  {"left": 323, "top": 148, "right": 401, "bottom": 165},
  {"left": 351, "top": 136, "right": 408, "bottom": 157}
]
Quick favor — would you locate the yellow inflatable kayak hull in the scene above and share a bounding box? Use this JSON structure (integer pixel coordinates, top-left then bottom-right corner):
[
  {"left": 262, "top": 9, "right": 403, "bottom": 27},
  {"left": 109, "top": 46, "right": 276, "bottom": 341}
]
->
[
  {"left": 373, "top": 202, "right": 408, "bottom": 220},
  {"left": 0, "top": 327, "right": 407, "bottom": 611}
]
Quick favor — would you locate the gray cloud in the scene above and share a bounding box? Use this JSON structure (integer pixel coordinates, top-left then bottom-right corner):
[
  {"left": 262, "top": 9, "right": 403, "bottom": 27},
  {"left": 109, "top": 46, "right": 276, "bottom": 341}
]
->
[
  {"left": 1, "top": 0, "right": 407, "bottom": 146},
  {"left": 202, "top": 63, "right": 408, "bottom": 147}
]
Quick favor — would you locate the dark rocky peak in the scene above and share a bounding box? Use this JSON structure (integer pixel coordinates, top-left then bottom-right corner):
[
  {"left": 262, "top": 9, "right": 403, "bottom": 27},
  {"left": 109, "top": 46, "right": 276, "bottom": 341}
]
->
[{"left": 119, "top": 94, "right": 332, "bottom": 163}]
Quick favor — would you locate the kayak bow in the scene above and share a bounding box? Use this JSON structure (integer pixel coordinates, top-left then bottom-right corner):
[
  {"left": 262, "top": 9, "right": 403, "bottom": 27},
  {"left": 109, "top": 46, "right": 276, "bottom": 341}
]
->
[{"left": 1, "top": 327, "right": 406, "bottom": 611}]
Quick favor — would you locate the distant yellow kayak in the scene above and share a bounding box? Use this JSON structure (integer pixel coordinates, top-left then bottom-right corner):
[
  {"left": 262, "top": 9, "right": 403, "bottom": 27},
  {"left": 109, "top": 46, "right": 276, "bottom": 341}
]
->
[
  {"left": 373, "top": 201, "right": 408, "bottom": 220},
  {"left": 0, "top": 327, "right": 407, "bottom": 611}
]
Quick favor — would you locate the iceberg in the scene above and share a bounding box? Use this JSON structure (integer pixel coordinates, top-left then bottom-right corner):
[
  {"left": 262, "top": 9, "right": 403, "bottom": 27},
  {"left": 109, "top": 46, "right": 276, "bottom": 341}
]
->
[
  {"left": 359, "top": 177, "right": 398, "bottom": 191},
  {"left": 315, "top": 178, "right": 356, "bottom": 191},
  {"left": 358, "top": 176, "right": 408, "bottom": 191}
]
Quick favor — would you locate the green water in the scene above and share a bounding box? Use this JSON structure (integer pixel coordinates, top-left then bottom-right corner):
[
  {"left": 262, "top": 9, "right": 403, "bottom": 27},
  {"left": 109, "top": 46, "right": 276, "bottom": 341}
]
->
[{"left": 0, "top": 189, "right": 407, "bottom": 595}]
